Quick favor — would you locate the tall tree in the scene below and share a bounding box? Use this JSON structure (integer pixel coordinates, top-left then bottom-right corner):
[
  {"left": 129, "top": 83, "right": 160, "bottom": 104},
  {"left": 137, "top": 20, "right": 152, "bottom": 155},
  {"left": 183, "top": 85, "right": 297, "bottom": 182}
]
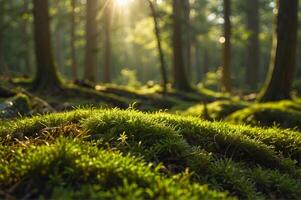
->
[
  {"left": 147, "top": 0, "right": 168, "bottom": 93},
  {"left": 258, "top": 0, "right": 298, "bottom": 102},
  {"left": 245, "top": 0, "right": 260, "bottom": 89},
  {"left": 70, "top": 0, "right": 78, "bottom": 80},
  {"left": 0, "top": 0, "right": 7, "bottom": 75},
  {"left": 22, "top": 0, "right": 33, "bottom": 75},
  {"left": 221, "top": 0, "right": 231, "bottom": 92},
  {"left": 172, "top": 0, "right": 192, "bottom": 91},
  {"left": 84, "top": 0, "right": 98, "bottom": 82},
  {"left": 181, "top": 0, "right": 191, "bottom": 77},
  {"left": 32, "top": 0, "right": 61, "bottom": 90},
  {"left": 103, "top": 0, "right": 113, "bottom": 83}
]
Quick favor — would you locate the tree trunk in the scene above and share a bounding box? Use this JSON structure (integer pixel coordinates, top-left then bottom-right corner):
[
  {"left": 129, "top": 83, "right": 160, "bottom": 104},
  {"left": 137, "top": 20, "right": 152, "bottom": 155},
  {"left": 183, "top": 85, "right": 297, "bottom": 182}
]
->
[
  {"left": 0, "top": 0, "right": 6, "bottom": 75},
  {"left": 104, "top": 0, "right": 113, "bottom": 83},
  {"left": 245, "top": 0, "right": 259, "bottom": 90},
  {"left": 147, "top": 0, "right": 168, "bottom": 93},
  {"left": 22, "top": 0, "right": 33, "bottom": 76},
  {"left": 84, "top": 0, "right": 98, "bottom": 82},
  {"left": 70, "top": 0, "right": 78, "bottom": 80},
  {"left": 32, "top": 0, "right": 61, "bottom": 91},
  {"left": 221, "top": 0, "right": 231, "bottom": 92},
  {"left": 172, "top": 0, "right": 192, "bottom": 91},
  {"left": 258, "top": 0, "right": 298, "bottom": 102},
  {"left": 181, "top": 0, "right": 191, "bottom": 77}
]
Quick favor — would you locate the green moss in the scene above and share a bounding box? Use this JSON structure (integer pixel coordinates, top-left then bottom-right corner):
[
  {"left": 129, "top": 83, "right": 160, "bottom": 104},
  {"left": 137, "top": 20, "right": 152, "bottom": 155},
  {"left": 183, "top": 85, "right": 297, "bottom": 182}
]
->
[
  {"left": 227, "top": 100, "right": 301, "bottom": 130},
  {"left": 0, "top": 138, "right": 230, "bottom": 200},
  {"left": 184, "top": 100, "right": 249, "bottom": 120},
  {"left": 1, "top": 108, "right": 301, "bottom": 199}
]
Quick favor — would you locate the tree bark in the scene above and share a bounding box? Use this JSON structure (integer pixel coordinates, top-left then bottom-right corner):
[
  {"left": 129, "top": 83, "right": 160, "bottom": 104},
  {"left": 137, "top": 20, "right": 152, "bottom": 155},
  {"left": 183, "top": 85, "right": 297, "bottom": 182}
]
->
[
  {"left": 245, "top": 0, "right": 260, "bottom": 90},
  {"left": 181, "top": 0, "right": 191, "bottom": 77},
  {"left": 22, "top": 0, "right": 33, "bottom": 76},
  {"left": 84, "top": 0, "right": 98, "bottom": 82},
  {"left": 172, "top": 0, "right": 192, "bottom": 91},
  {"left": 70, "top": 0, "right": 78, "bottom": 80},
  {"left": 104, "top": 0, "right": 113, "bottom": 83},
  {"left": 147, "top": 0, "right": 168, "bottom": 93},
  {"left": 221, "top": 0, "right": 231, "bottom": 92},
  {"left": 0, "top": 0, "right": 6, "bottom": 75},
  {"left": 259, "top": 0, "right": 298, "bottom": 102},
  {"left": 32, "top": 0, "right": 61, "bottom": 91}
]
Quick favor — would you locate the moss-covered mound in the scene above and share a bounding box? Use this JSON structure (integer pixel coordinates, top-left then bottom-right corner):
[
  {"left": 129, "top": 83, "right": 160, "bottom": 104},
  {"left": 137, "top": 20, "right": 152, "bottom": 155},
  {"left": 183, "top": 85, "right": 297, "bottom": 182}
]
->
[
  {"left": 0, "top": 139, "right": 229, "bottom": 200},
  {"left": 1, "top": 108, "right": 301, "bottom": 199},
  {"left": 227, "top": 100, "right": 301, "bottom": 130},
  {"left": 184, "top": 100, "right": 248, "bottom": 120}
]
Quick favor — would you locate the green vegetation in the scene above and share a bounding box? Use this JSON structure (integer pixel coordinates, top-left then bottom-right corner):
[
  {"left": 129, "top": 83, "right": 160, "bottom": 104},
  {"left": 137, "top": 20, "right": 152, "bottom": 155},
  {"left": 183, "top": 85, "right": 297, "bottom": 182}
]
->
[
  {"left": 2, "top": 0, "right": 301, "bottom": 198},
  {"left": 183, "top": 100, "right": 248, "bottom": 120},
  {"left": 227, "top": 100, "right": 301, "bottom": 130},
  {"left": 1, "top": 108, "right": 301, "bottom": 199}
]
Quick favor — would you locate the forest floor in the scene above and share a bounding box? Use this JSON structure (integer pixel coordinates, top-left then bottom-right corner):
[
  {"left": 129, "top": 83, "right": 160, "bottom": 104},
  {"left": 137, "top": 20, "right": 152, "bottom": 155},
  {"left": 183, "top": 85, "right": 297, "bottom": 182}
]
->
[{"left": 1, "top": 76, "right": 301, "bottom": 199}]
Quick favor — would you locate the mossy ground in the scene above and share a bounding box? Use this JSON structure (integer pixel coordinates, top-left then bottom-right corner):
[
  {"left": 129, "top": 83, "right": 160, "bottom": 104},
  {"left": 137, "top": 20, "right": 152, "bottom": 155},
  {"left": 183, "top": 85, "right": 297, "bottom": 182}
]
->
[
  {"left": 1, "top": 108, "right": 301, "bottom": 199},
  {"left": 1, "top": 78, "right": 301, "bottom": 199},
  {"left": 226, "top": 100, "right": 301, "bottom": 130}
]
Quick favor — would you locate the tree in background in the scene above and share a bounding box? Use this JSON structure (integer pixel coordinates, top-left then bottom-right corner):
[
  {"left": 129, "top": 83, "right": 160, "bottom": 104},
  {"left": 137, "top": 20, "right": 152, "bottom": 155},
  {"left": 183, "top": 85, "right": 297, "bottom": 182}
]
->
[
  {"left": 258, "top": 0, "right": 298, "bottom": 102},
  {"left": 70, "top": 0, "right": 78, "bottom": 80},
  {"left": 172, "top": 0, "right": 192, "bottom": 91},
  {"left": 22, "top": 0, "right": 33, "bottom": 75},
  {"left": 84, "top": 0, "right": 98, "bottom": 82},
  {"left": 104, "top": 0, "right": 113, "bottom": 83},
  {"left": 147, "top": 0, "right": 168, "bottom": 93},
  {"left": 221, "top": 0, "right": 231, "bottom": 92},
  {"left": 0, "top": 0, "right": 7, "bottom": 75},
  {"left": 181, "top": 0, "right": 191, "bottom": 77},
  {"left": 245, "top": 0, "right": 260, "bottom": 90},
  {"left": 32, "top": 0, "right": 61, "bottom": 91}
]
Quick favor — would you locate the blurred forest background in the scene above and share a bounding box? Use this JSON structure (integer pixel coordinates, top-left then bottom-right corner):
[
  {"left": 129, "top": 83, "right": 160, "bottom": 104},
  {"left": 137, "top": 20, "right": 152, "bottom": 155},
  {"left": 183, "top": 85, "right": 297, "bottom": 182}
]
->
[{"left": 1, "top": 0, "right": 300, "bottom": 96}]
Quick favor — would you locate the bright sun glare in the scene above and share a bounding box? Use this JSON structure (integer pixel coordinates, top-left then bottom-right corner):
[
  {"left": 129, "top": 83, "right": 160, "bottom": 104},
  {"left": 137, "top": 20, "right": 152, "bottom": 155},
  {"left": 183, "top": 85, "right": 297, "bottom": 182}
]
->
[{"left": 116, "top": 0, "right": 131, "bottom": 7}]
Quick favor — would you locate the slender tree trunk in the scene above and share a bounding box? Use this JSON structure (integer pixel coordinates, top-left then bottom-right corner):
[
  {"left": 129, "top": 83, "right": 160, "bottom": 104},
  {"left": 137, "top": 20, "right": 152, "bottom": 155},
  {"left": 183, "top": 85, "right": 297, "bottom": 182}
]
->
[
  {"left": 182, "top": 0, "right": 191, "bottom": 77},
  {"left": 32, "top": 0, "right": 61, "bottom": 91},
  {"left": 147, "top": 0, "right": 168, "bottom": 93},
  {"left": 0, "top": 0, "right": 6, "bottom": 75},
  {"left": 221, "top": 0, "right": 231, "bottom": 92},
  {"left": 22, "top": 0, "right": 33, "bottom": 75},
  {"left": 258, "top": 0, "right": 298, "bottom": 102},
  {"left": 104, "top": 0, "right": 113, "bottom": 83},
  {"left": 172, "top": 0, "right": 192, "bottom": 91},
  {"left": 245, "top": 0, "right": 259, "bottom": 89},
  {"left": 70, "top": 0, "right": 78, "bottom": 80},
  {"left": 84, "top": 0, "right": 98, "bottom": 82}
]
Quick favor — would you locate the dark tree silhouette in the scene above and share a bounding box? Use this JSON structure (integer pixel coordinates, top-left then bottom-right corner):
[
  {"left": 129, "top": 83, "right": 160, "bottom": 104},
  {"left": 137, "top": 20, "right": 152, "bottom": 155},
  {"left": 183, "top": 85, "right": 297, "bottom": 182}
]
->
[
  {"left": 246, "top": 0, "right": 260, "bottom": 90},
  {"left": 147, "top": 0, "right": 168, "bottom": 93},
  {"left": 221, "top": 0, "right": 231, "bottom": 93},
  {"left": 259, "top": 0, "right": 298, "bottom": 102},
  {"left": 172, "top": 0, "right": 192, "bottom": 91},
  {"left": 32, "top": 0, "right": 61, "bottom": 91},
  {"left": 84, "top": 0, "right": 98, "bottom": 82},
  {"left": 104, "top": 0, "right": 113, "bottom": 83},
  {"left": 70, "top": 0, "right": 78, "bottom": 80}
]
